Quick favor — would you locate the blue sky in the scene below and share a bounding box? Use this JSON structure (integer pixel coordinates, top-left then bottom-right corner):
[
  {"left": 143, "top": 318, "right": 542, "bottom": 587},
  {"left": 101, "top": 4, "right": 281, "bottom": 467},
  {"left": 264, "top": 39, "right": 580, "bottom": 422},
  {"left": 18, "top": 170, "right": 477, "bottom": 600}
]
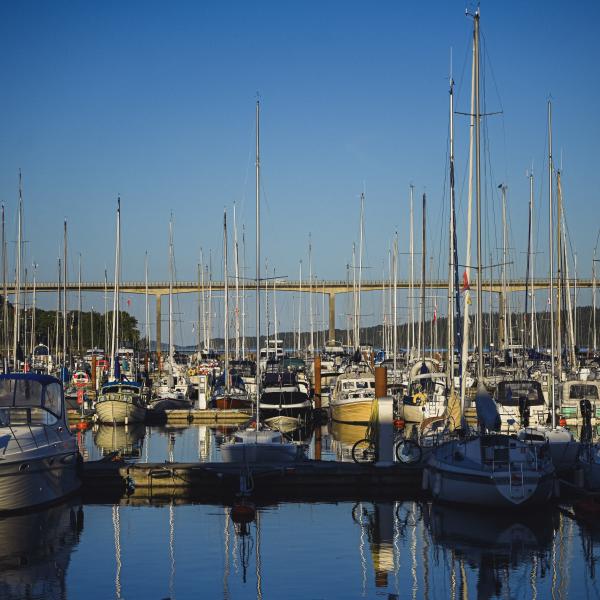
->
[{"left": 0, "top": 1, "right": 599, "bottom": 343}]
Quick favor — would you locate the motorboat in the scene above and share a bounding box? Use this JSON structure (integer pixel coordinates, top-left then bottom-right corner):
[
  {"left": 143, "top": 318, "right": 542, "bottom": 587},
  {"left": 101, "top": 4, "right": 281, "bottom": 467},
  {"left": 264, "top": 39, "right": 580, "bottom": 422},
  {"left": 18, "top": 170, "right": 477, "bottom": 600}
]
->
[
  {"left": 330, "top": 363, "right": 376, "bottom": 424},
  {"left": 220, "top": 428, "right": 303, "bottom": 463},
  {"left": 0, "top": 373, "right": 81, "bottom": 512},
  {"left": 559, "top": 379, "right": 600, "bottom": 424},
  {"left": 495, "top": 380, "right": 550, "bottom": 430},
  {"left": 260, "top": 368, "right": 312, "bottom": 428},
  {"left": 95, "top": 381, "right": 147, "bottom": 424}
]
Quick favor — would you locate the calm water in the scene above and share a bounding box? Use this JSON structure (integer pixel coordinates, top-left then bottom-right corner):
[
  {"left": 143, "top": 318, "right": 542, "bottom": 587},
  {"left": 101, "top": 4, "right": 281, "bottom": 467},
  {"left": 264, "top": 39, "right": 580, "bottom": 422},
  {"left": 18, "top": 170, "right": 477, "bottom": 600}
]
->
[{"left": 2, "top": 424, "right": 600, "bottom": 599}]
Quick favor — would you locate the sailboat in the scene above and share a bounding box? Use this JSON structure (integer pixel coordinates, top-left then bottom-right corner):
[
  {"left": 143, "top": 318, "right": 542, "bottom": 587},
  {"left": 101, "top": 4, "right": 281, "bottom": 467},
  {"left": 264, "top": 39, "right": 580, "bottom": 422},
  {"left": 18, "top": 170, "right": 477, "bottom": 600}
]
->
[
  {"left": 95, "top": 198, "right": 147, "bottom": 424},
  {"left": 424, "top": 10, "right": 555, "bottom": 508},
  {"left": 220, "top": 100, "right": 303, "bottom": 463},
  {"left": 150, "top": 215, "right": 192, "bottom": 412},
  {"left": 211, "top": 210, "right": 251, "bottom": 411}
]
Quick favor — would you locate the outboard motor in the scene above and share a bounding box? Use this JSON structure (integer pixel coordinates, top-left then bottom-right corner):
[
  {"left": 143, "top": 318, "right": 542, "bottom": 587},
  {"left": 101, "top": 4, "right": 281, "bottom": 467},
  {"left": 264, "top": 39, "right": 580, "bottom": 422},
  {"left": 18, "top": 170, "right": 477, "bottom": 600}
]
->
[
  {"left": 518, "top": 395, "right": 530, "bottom": 428},
  {"left": 580, "top": 398, "right": 593, "bottom": 443}
]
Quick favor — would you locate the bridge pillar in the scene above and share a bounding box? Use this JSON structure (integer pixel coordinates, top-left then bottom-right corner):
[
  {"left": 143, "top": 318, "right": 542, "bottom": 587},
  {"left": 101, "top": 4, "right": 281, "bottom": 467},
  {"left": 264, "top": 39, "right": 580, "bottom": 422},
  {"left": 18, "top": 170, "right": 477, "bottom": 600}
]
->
[
  {"left": 155, "top": 294, "right": 162, "bottom": 361},
  {"left": 328, "top": 293, "right": 336, "bottom": 343}
]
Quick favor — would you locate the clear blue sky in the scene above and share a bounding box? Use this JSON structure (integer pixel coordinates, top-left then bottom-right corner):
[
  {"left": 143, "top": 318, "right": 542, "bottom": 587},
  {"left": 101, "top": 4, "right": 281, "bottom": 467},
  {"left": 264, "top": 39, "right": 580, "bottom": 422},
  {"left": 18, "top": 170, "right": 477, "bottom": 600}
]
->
[{"left": 1, "top": 1, "right": 599, "bottom": 344}]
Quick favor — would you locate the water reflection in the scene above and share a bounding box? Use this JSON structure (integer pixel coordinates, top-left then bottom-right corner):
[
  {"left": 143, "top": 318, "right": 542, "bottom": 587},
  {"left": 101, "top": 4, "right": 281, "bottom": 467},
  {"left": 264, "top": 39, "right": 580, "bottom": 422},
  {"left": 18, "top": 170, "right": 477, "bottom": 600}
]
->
[
  {"left": 426, "top": 503, "right": 557, "bottom": 599},
  {"left": 94, "top": 423, "right": 146, "bottom": 458},
  {"left": 0, "top": 499, "right": 83, "bottom": 600}
]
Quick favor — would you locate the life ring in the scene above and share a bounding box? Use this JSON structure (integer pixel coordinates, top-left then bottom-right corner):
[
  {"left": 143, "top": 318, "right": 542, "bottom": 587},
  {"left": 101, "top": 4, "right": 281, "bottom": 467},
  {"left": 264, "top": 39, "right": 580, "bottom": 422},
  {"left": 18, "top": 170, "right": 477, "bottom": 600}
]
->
[{"left": 412, "top": 392, "right": 427, "bottom": 406}]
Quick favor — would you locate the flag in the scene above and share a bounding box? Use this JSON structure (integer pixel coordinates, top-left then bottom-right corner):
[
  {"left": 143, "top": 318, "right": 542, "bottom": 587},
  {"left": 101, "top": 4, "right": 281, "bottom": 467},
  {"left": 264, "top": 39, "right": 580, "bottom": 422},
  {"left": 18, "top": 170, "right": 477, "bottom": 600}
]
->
[
  {"left": 433, "top": 307, "right": 437, "bottom": 322},
  {"left": 462, "top": 270, "right": 470, "bottom": 291},
  {"left": 127, "top": 298, "right": 131, "bottom": 307}
]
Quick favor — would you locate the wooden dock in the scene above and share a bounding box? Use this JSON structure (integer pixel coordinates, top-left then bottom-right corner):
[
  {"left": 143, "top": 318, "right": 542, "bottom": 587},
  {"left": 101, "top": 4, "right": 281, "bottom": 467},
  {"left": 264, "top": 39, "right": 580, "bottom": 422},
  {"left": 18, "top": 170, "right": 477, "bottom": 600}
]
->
[{"left": 82, "top": 457, "right": 424, "bottom": 503}]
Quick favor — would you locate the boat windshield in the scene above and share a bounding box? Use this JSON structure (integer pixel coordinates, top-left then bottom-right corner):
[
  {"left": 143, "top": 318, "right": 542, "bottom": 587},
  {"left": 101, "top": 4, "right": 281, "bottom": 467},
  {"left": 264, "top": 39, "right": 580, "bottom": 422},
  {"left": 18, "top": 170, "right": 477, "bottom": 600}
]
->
[
  {"left": 569, "top": 384, "right": 599, "bottom": 400},
  {"left": 0, "top": 378, "right": 62, "bottom": 424}
]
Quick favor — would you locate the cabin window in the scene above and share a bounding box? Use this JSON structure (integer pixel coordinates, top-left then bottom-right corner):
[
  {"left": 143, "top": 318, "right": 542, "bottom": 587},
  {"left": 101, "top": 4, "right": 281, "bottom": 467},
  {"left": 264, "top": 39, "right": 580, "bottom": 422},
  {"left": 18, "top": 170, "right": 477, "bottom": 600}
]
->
[
  {"left": 44, "top": 383, "right": 62, "bottom": 417},
  {"left": 14, "top": 380, "right": 44, "bottom": 408},
  {"left": 569, "top": 385, "right": 599, "bottom": 400},
  {"left": 0, "top": 379, "right": 14, "bottom": 406}
]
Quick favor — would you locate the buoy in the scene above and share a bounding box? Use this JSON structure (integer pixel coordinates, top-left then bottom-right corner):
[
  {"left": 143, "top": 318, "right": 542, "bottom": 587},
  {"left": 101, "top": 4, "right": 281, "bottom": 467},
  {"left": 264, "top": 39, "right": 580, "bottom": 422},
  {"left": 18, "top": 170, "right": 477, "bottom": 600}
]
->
[
  {"left": 559, "top": 417, "right": 567, "bottom": 427},
  {"left": 76, "top": 421, "right": 89, "bottom": 431},
  {"left": 231, "top": 501, "right": 256, "bottom": 524}
]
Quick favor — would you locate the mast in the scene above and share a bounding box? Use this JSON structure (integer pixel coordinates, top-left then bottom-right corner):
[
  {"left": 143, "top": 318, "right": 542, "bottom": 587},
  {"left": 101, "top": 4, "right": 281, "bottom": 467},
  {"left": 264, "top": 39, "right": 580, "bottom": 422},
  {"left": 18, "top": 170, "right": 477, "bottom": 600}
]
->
[
  {"left": 392, "top": 233, "right": 398, "bottom": 380},
  {"left": 104, "top": 268, "right": 108, "bottom": 353},
  {"left": 556, "top": 168, "right": 563, "bottom": 377},
  {"left": 200, "top": 249, "right": 207, "bottom": 351},
  {"left": 309, "top": 233, "right": 314, "bottom": 355},
  {"left": 419, "top": 194, "right": 426, "bottom": 359},
  {"left": 1, "top": 204, "right": 7, "bottom": 362},
  {"left": 241, "top": 227, "right": 246, "bottom": 358},
  {"left": 352, "top": 243, "right": 357, "bottom": 347},
  {"left": 13, "top": 172, "right": 23, "bottom": 370},
  {"left": 526, "top": 171, "right": 534, "bottom": 348},
  {"left": 357, "top": 192, "right": 365, "bottom": 347},
  {"left": 56, "top": 258, "right": 61, "bottom": 364},
  {"left": 110, "top": 199, "right": 121, "bottom": 380},
  {"left": 78, "top": 253, "right": 82, "bottom": 354},
  {"left": 409, "top": 184, "right": 415, "bottom": 357},
  {"left": 474, "top": 9, "right": 484, "bottom": 380},
  {"left": 500, "top": 184, "right": 508, "bottom": 351},
  {"left": 63, "top": 219, "right": 68, "bottom": 369},
  {"left": 448, "top": 74, "right": 456, "bottom": 389},
  {"left": 460, "top": 17, "right": 476, "bottom": 403},
  {"left": 31, "top": 263, "right": 36, "bottom": 356},
  {"left": 223, "top": 210, "right": 230, "bottom": 391},
  {"left": 593, "top": 243, "right": 597, "bottom": 352},
  {"left": 297, "top": 260, "right": 302, "bottom": 354},
  {"left": 548, "top": 100, "right": 556, "bottom": 427},
  {"left": 145, "top": 252, "right": 150, "bottom": 352},
  {"left": 208, "top": 251, "right": 213, "bottom": 353},
  {"left": 168, "top": 214, "right": 175, "bottom": 367},
  {"left": 273, "top": 267, "right": 278, "bottom": 352},
  {"left": 255, "top": 99, "right": 261, "bottom": 423},
  {"left": 233, "top": 203, "right": 240, "bottom": 360}
]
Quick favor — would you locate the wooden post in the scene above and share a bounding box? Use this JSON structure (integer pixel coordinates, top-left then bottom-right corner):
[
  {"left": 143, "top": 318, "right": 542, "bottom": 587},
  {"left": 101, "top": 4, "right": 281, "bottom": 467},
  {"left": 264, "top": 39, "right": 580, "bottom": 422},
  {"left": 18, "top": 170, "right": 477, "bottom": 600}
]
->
[
  {"left": 91, "top": 355, "right": 97, "bottom": 389},
  {"left": 375, "top": 366, "right": 387, "bottom": 399},
  {"left": 313, "top": 355, "right": 321, "bottom": 410}
]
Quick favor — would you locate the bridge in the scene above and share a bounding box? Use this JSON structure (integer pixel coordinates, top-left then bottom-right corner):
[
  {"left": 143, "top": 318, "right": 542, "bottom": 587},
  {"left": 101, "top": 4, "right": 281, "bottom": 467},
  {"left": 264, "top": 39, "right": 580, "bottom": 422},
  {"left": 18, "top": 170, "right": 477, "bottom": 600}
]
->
[{"left": 7, "top": 278, "right": 591, "bottom": 349}]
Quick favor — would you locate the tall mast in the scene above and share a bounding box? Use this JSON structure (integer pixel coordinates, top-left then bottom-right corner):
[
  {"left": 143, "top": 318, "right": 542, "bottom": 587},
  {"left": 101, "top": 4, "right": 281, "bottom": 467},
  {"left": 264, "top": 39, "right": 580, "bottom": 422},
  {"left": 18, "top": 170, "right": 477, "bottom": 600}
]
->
[
  {"left": 200, "top": 249, "right": 206, "bottom": 351},
  {"left": 309, "top": 234, "right": 314, "bottom": 355},
  {"left": 168, "top": 214, "right": 174, "bottom": 364},
  {"left": 500, "top": 184, "right": 508, "bottom": 350},
  {"left": 13, "top": 172, "right": 23, "bottom": 370},
  {"left": 223, "top": 210, "right": 229, "bottom": 390},
  {"left": 31, "top": 263, "right": 37, "bottom": 356},
  {"left": 1, "top": 204, "right": 7, "bottom": 362},
  {"left": 273, "top": 267, "right": 278, "bottom": 350},
  {"left": 297, "top": 260, "right": 302, "bottom": 354},
  {"left": 104, "top": 268, "right": 108, "bottom": 353},
  {"left": 352, "top": 243, "right": 357, "bottom": 347},
  {"left": 448, "top": 74, "right": 456, "bottom": 389},
  {"left": 241, "top": 227, "right": 246, "bottom": 358},
  {"left": 78, "top": 253, "right": 82, "bottom": 354},
  {"left": 526, "top": 171, "right": 534, "bottom": 348},
  {"left": 556, "top": 169, "right": 563, "bottom": 376},
  {"left": 145, "top": 251, "right": 150, "bottom": 352},
  {"left": 409, "top": 184, "right": 415, "bottom": 356},
  {"left": 474, "top": 9, "right": 484, "bottom": 380},
  {"left": 548, "top": 100, "right": 556, "bottom": 427},
  {"left": 460, "top": 32, "right": 476, "bottom": 403},
  {"left": 56, "top": 258, "right": 61, "bottom": 361},
  {"left": 593, "top": 243, "right": 597, "bottom": 352},
  {"left": 420, "top": 194, "right": 426, "bottom": 359},
  {"left": 63, "top": 219, "right": 68, "bottom": 368},
  {"left": 392, "top": 233, "right": 398, "bottom": 379},
  {"left": 357, "top": 192, "right": 365, "bottom": 347},
  {"left": 208, "top": 251, "right": 212, "bottom": 353},
  {"left": 110, "top": 198, "right": 121, "bottom": 380},
  {"left": 255, "top": 99, "right": 261, "bottom": 423},
  {"left": 233, "top": 203, "right": 240, "bottom": 360}
]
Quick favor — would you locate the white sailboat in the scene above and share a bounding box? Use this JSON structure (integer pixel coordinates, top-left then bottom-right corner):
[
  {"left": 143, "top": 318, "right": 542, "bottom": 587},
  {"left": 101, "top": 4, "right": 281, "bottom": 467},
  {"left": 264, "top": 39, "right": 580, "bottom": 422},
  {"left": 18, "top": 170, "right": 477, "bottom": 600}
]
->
[
  {"left": 220, "top": 100, "right": 302, "bottom": 464},
  {"left": 95, "top": 198, "right": 147, "bottom": 424},
  {"left": 424, "top": 10, "right": 555, "bottom": 508}
]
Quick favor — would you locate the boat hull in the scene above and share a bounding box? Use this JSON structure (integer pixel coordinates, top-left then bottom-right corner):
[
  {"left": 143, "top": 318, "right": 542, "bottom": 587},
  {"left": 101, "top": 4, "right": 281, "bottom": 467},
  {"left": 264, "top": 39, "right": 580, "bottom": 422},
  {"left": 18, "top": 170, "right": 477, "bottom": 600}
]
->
[
  {"left": 426, "top": 461, "right": 555, "bottom": 508},
  {"left": 0, "top": 452, "right": 80, "bottom": 513},
  {"left": 330, "top": 400, "right": 374, "bottom": 424},
  {"left": 95, "top": 399, "right": 146, "bottom": 424}
]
